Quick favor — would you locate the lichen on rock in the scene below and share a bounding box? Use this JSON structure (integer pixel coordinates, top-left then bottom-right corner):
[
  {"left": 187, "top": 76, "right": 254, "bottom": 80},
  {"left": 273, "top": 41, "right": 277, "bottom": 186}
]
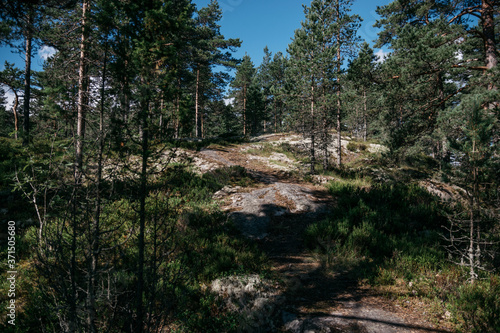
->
[{"left": 210, "top": 274, "right": 283, "bottom": 332}]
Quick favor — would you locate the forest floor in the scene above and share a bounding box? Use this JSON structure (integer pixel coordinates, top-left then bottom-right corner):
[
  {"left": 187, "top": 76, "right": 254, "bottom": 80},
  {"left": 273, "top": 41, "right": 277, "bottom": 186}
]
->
[{"left": 190, "top": 134, "right": 455, "bottom": 333}]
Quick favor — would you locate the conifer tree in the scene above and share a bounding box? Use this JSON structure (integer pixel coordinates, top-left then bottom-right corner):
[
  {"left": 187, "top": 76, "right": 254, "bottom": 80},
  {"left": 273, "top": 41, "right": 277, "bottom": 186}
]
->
[
  {"left": 269, "top": 52, "right": 288, "bottom": 132},
  {"left": 288, "top": 0, "right": 359, "bottom": 171},
  {"left": 0, "top": 0, "right": 74, "bottom": 144},
  {"left": 113, "top": 1, "right": 196, "bottom": 329},
  {"left": 331, "top": 0, "right": 361, "bottom": 167},
  {"left": 376, "top": 0, "right": 499, "bottom": 279},
  {"left": 375, "top": 0, "right": 499, "bottom": 156},
  {"left": 288, "top": 1, "right": 335, "bottom": 173},
  {"left": 0, "top": 62, "right": 23, "bottom": 139},
  {"left": 231, "top": 54, "right": 255, "bottom": 136},
  {"left": 346, "top": 42, "right": 377, "bottom": 141},
  {"left": 192, "top": 0, "right": 241, "bottom": 138},
  {"left": 255, "top": 46, "right": 273, "bottom": 132}
]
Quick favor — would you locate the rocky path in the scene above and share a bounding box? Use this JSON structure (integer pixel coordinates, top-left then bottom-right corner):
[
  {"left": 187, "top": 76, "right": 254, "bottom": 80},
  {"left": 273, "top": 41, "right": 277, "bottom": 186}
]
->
[{"left": 200, "top": 142, "right": 453, "bottom": 333}]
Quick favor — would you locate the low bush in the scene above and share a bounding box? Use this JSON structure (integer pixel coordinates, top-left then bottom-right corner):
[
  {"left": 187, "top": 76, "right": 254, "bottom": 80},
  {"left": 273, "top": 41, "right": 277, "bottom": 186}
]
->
[
  {"left": 452, "top": 277, "right": 500, "bottom": 333},
  {"left": 346, "top": 141, "right": 368, "bottom": 152},
  {"left": 305, "top": 178, "right": 447, "bottom": 274}
]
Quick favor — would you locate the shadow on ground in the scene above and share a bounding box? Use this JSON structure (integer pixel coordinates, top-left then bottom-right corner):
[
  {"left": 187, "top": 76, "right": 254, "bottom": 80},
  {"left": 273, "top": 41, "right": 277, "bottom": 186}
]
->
[{"left": 228, "top": 207, "right": 452, "bottom": 333}]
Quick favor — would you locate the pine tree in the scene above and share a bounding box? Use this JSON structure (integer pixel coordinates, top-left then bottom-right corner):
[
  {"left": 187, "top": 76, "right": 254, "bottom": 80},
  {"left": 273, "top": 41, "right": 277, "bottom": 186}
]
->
[
  {"left": 113, "top": 1, "right": 196, "bottom": 329},
  {"left": 231, "top": 54, "right": 255, "bottom": 136},
  {"left": 441, "top": 92, "right": 499, "bottom": 281},
  {"left": 346, "top": 42, "right": 377, "bottom": 141},
  {"left": 255, "top": 46, "right": 273, "bottom": 132},
  {"left": 0, "top": 62, "right": 23, "bottom": 139},
  {"left": 192, "top": 0, "right": 241, "bottom": 138},
  {"left": 0, "top": 0, "right": 74, "bottom": 144},
  {"left": 288, "top": 0, "right": 360, "bottom": 172},
  {"left": 269, "top": 52, "right": 288, "bottom": 132},
  {"left": 375, "top": 0, "right": 499, "bottom": 157},
  {"left": 376, "top": 0, "right": 499, "bottom": 279},
  {"left": 331, "top": 0, "right": 361, "bottom": 167}
]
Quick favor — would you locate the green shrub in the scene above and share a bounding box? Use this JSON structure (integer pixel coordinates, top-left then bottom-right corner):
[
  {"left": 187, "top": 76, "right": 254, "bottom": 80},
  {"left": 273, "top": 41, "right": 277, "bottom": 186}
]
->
[
  {"left": 0, "top": 137, "right": 23, "bottom": 189},
  {"left": 347, "top": 141, "right": 368, "bottom": 152},
  {"left": 305, "top": 179, "right": 446, "bottom": 275},
  {"left": 452, "top": 277, "right": 500, "bottom": 333}
]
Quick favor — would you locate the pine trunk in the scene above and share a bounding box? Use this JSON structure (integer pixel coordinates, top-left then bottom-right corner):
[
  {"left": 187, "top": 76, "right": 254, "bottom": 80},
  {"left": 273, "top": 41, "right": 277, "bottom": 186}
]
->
[
  {"left": 274, "top": 103, "right": 277, "bottom": 133},
  {"left": 243, "top": 84, "right": 247, "bottom": 136},
  {"left": 87, "top": 43, "right": 108, "bottom": 333},
  {"left": 310, "top": 84, "right": 316, "bottom": 174},
  {"left": 13, "top": 93, "right": 19, "bottom": 140},
  {"left": 336, "top": 5, "right": 342, "bottom": 167},
  {"left": 322, "top": 115, "right": 329, "bottom": 171},
  {"left": 201, "top": 110, "right": 204, "bottom": 138},
  {"left": 175, "top": 88, "right": 180, "bottom": 139},
  {"left": 195, "top": 67, "right": 200, "bottom": 138},
  {"left": 482, "top": 0, "right": 497, "bottom": 71},
  {"left": 136, "top": 100, "right": 149, "bottom": 333},
  {"left": 76, "top": 0, "right": 90, "bottom": 179},
  {"left": 363, "top": 88, "right": 367, "bottom": 142},
  {"left": 23, "top": 9, "right": 33, "bottom": 146}
]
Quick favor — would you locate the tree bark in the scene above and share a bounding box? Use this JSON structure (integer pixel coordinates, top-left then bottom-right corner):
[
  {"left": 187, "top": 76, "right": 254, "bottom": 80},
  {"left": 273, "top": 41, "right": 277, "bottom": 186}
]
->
[
  {"left": 23, "top": 9, "right": 33, "bottom": 146},
  {"left": 195, "top": 67, "right": 200, "bottom": 138},
  {"left": 201, "top": 110, "right": 204, "bottom": 138},
  {"left": 274, "top": 103, "right": 277, "bottom": 133},
  {"left": 310, "top": 84, "right": 316, "bottom": 174},
  {"left": 482, "top": 0, "right": 497, "bottom": 71},
  {"left": 363, "top": 88, "right": 367, "bottom": 142},
  {"left": 13, "top": 92, "right": 19, "bottom": 140},
  {"left": 86, "top": 42, "right": 108, "bottom": 333},
  {"left": 243, "top": 84, "right": 247, "bottom": 136},
  {"left": 136, "top": 100, "right": 149, "bottom": 333},
  {"left": 76, "top": 0, "right": 90, "bottom": 179},
  {"left": 336, "top": 56, "right": 342, "bottom": 166},
  {"left": 336, "top": 2, "right": 342, "bottom": 167},
  {"left": 175, "top": 95, "right": 180, "bottom": 139}
]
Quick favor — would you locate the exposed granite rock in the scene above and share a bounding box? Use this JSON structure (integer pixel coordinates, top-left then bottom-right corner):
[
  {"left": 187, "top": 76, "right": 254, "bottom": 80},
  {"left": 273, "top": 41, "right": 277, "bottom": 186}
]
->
[
  {"left": 211, "top": 275, "right": 284, "bottom": 332},
  {"left": 226, "top": 182, "right": 328, "bottom": 239}
]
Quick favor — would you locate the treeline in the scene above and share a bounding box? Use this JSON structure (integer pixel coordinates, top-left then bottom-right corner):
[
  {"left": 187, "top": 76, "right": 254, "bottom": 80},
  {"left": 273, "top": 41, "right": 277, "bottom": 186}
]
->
[
  {"left": 0, "top": 0, "right": 242, "bottom": 145},
  {"left": 2, "top": 0, "right": 497, "bottom": 171},
  {"left": 232, "top": 0, "right": 500, "bottom": 170}
]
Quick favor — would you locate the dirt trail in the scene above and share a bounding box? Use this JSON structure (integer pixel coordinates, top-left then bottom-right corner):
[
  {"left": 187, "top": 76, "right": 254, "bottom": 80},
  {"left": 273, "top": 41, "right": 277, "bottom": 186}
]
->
[{"left": 199, "top": 142, "right": 452, "bottom": 333}]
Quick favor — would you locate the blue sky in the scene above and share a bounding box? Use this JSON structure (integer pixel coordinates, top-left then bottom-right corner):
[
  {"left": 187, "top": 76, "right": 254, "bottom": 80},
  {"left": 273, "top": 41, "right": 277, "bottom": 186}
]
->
[
  {"left": 1, "top": 0, "right": 390, "bottom": 71},
  {"left": 1, "top": 0, "right": 391, "bottom": 105},
  {"left": 192, "top": 0, "right": 391, "bottom": 66}
]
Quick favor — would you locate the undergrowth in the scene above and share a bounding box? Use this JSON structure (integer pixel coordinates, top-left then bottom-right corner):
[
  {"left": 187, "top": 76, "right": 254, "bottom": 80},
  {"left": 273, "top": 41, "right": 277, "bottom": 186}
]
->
[
  {"left": 245, "top": 142, "right": 307, "bottom": 163},
  {"left": 305, "top": 176, "right": 500, "bottom": 330},
  {"left": 0, "top": 161, "right": 267, "bottom": 332}
]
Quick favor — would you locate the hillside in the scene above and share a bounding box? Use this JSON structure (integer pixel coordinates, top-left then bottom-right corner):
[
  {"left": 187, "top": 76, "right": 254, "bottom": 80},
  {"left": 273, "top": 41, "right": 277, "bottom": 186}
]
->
[{"left": 164, "top": 133, "right": 457, "bottom": 332}]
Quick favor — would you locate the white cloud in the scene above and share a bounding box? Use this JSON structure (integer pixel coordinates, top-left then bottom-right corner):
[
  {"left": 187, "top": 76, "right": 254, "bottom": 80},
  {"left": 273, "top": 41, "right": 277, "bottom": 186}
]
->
[
  {"left": 2, "top": 87, "right": 15, "bottom": 109},
  {"left": 375, "top": 49, "right": 389, "bottom": 63},
  {"left": 39, "top": 45, "right": 57, "bottom": 61},
  {"left": 224, "top": 97, "right": 235, "bottom": 106}
]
